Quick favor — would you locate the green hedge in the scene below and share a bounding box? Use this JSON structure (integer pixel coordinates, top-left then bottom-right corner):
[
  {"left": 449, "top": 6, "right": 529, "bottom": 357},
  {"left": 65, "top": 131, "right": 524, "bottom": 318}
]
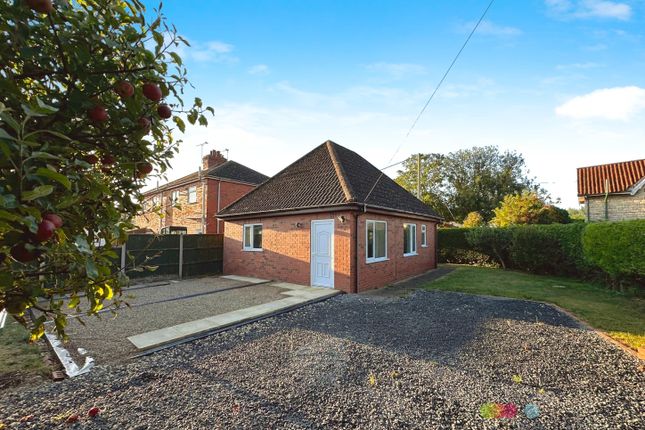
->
[
  {"left": 438, "top": 220, "right": 644, "bottom": 287},
  {"left": 582, "top": 220, "right": 645, "bottom": 282},
  {"left": 437, "top": 228, "right": 496, "bottom": 266}
]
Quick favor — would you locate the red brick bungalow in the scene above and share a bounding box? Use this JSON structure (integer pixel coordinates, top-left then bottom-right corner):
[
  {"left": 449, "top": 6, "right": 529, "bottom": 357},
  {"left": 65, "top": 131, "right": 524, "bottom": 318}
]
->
[{"left": 218, "top": 141, "right": 442, "bottom": 293}]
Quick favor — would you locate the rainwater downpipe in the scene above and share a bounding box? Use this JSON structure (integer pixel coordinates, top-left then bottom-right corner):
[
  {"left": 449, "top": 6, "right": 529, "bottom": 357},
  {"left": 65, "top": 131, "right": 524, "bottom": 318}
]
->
[
  {"left": 216, "top": 180, "right": 221, "bottom": 234},
  {"left": 353, "top": 204, "right": 367, "bottom": 294},
  {"left": 604, "top": 178, "right": 609, "bottom": 221}
]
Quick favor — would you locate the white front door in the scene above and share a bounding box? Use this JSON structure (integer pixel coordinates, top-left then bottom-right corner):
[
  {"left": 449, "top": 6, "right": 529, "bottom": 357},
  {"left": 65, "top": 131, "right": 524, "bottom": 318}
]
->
[{"left": 310, "top": 219, "right": 334, "bottom": 288}]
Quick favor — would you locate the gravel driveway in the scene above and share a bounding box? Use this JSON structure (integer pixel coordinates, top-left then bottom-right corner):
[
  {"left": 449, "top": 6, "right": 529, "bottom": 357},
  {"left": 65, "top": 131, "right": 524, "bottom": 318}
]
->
[{"left": 2, "top": 291, "right": 643, "bottom": 429}]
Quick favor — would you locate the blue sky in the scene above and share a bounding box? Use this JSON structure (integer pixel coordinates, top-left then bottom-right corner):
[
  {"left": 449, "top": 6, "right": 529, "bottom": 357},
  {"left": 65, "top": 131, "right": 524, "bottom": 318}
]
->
[{"left": 146, "top": 0, "right": 645, "bottom": 208}]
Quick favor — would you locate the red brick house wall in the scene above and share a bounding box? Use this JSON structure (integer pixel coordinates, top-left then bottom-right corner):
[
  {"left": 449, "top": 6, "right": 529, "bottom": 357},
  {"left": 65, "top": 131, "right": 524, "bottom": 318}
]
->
[
  {"left": 224, "top": 211, "right": 354, "bottom": 292},
  {"left": 223, "top": 210, "right": 437, "bottom": 293},
  {"left": 356, "top": 214, "right": 437, "bottom": 291},
  {"left": 205, "top": 179, "right": 257, "bottom": 234}
]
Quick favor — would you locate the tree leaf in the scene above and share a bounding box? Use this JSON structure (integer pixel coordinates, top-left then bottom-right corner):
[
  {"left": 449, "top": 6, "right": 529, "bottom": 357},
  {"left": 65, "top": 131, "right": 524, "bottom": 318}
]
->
[
  {"left": 22, "top": 185, "right": 54, "bottom": 201},
  {"left": 35, "top": 167, "right": 71, "bottom": 190},
  {"left": 85, "top": 260, "right": 99, "bottom": 279}
]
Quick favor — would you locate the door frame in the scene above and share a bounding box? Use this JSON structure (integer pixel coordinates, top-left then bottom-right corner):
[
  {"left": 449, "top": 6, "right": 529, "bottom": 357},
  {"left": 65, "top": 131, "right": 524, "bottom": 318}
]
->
[{"left": 310, "top": 219, "right": 335, "bottom": 288}]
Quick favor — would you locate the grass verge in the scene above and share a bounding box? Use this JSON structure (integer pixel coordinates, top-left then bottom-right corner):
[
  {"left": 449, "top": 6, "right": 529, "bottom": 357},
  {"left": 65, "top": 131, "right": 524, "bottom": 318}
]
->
[
  {"left": 425, "top": 265, "right": 645, "bottom": 351},
  {"left": 0, "top": 317, "right": 48, "bottom": 391}
]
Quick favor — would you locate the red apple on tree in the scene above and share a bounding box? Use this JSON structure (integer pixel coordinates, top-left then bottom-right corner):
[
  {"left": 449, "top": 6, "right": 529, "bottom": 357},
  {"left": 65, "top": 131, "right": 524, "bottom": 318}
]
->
[
  {"left": 101, "top": 154, "right": 116, "bottom": 165},
  {"left": 138, "top": 117, "right": 151, "bottom": 131},
  {"left": 83, "top": 154, "right": 99, "bottom": 165},
  {"left": 114, "top": 80, "right": 134, "bottom": 98},
  {"left": 27, "top": 0, "right": 54, "bottom": 14},
  {"left": 35, "top": 219, "right": 56, "bottom": 242},
  {"left": 88, "top": 105, "right": 108, "bottom": 122},
  {"left": 137, "top": 162, "right": 153, "bottom": 177},
  {"left": 43, "top": 213, "right": 64, "bottom": 229},
  {"left": 10, "top": 243, "right": 37, "bottom": 263},
  {"left": 142, "top": 83, "right": 162, "bottom": 102},
  {"left": 157, "top": 104, "right": 172, "bottom": 119}
]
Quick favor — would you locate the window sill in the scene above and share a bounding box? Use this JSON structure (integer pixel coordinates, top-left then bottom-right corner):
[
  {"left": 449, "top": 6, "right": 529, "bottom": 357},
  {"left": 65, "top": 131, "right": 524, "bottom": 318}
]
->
[
  {"left": 403, "top": 252, "right": 418, "bottom": 257},
  {"left": 421, "top": 245, "right": 428, "bottom": 248},
  {"left": 242, "top": 248, "right": 263, "bottom": 252},
  {"left": 366, "top": 257, "right": 389, "bottom": 264}
]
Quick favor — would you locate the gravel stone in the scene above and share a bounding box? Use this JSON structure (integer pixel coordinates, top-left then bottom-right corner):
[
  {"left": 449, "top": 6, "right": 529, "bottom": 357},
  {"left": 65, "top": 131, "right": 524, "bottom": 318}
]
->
[{"left": 1, "top": 290, "right": 643, "bottom": 429}]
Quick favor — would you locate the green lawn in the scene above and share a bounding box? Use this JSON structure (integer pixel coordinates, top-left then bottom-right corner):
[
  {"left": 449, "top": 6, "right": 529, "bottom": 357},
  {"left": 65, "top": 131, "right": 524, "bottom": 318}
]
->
[
  {"left": 425, "top": 265, "right": 645, "bottom": 350},
  {"left": 0, "top": 317, "right": 48, "bottom": 390}
]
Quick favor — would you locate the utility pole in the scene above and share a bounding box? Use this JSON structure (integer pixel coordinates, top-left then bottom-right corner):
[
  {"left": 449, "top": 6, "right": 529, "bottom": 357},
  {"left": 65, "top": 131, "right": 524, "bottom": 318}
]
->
[
  {"left": 416, "top": 153, "right": 421, "bottom": 199},
  {"left": 197, "top": 141, "right": 209, "bottom": 234}
]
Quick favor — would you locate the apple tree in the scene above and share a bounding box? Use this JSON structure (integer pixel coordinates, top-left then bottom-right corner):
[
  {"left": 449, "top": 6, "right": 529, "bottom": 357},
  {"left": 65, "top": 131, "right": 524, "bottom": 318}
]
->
[{"left": 0, "top": 0, "right": 213, "bottom": 338}]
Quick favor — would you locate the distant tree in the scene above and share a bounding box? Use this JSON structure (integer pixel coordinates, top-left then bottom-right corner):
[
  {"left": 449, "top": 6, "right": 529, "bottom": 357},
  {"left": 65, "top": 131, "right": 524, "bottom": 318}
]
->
[
  {"left": 537, "top": 205, "right": 571, "bottom": 225},
  {"left": 567, "top": 207, "right": 586, "bottom": 222},
  {"left": 396, "top": 146, "right": 543, "bottom": 222},
  {"left": 462, "top": 211, "right": 485, "bottom": 228},
  {"left": 491, "top": 192, "right": 570, "bottom": 227}
]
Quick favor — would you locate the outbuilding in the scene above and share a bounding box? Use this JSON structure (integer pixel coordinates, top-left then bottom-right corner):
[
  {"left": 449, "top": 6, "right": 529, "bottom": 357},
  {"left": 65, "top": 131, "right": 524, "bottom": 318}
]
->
[{"left": 218, "top": 141, "right": 442, "bottom": 293}]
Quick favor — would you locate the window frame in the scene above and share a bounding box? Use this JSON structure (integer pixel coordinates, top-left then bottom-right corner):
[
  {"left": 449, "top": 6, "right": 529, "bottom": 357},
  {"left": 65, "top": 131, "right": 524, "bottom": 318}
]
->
[
  {"left": 187, "top": 186, "right": 197, "bottom": 204},
  {"left": 243, "top": 223, "right": 263, "bottom": 251},
  {"left": 365, "top": 220, "right": 388, "bottom": 263},
  {"left": 170, "top": 190, "right": 180, "bottom": 204},
  {"left": 403, "top": 223, "right": 417, "bottom": 256},
  {"left": 421, "top": 224, "right": 427, "bottom": 247}
]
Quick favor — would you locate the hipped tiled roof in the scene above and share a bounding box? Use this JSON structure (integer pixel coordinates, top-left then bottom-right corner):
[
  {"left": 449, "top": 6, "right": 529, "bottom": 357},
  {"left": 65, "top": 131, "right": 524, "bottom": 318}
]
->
[
  {"left": 577, "top": 159, "right": 645, "bottom": 196},
  {"left": 219, "top": 140, "right": 441, "bottom": 219},
  {"left": 143, "top": 160, "right": 268, "bottom": 195}
]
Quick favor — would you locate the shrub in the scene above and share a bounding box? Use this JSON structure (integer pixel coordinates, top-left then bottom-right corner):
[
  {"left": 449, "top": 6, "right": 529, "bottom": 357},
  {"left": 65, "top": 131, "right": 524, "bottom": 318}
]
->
[
  {"left": 583, "top": 220, "right": 645, "bottom": 285},
  {"left": 463, "top": 211, "right": 485, "bottom": 228},
  {"left": 438, "top": 228, "right": 495, "bottom": 266},
  {"left": 466, "top": 227, "right": 513, "bottom": 268}
]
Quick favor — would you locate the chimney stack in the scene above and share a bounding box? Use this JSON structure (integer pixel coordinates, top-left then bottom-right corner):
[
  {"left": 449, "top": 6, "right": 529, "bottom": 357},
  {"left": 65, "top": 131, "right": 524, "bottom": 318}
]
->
[{"left": 202, "top": 149, "right": 227, "bottom": 170}]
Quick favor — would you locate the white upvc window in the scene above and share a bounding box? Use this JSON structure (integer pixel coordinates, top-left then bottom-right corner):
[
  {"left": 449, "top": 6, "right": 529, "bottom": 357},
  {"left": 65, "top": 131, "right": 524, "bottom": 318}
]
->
[
  {"left": 187, "top": 186, "right": 197, "bottom": 203},
  {"left": 171, "top": 190, "right": 180, "bottom": 204},
  {"left": 243, "top": 224, "right": 263, "bottom": 251},
  {"left": 366, "top": 220, "right": 387, "bottom": 263},
  {"left": 403, "top": 223, "right": 417, "bottom": 256},
  {"left": 421, "top": 224, "right": 427, "bottom": 247}
]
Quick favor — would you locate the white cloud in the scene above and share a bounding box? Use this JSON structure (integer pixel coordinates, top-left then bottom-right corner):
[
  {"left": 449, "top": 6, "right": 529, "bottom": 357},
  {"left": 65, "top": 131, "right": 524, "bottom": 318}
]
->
[
  {"left": 459, "top": 20, "right": 522, "bottom": 36},
  {"left": 189, "top": 40, "right": 237, "bottom": 63},
  {"left": 365, "top": 62, "right": 426, "bottom": 80},
  {"left": 555, "top": 62, "right": 603, "bottom": 70},
  {"left": 545, "top": 0, "right": 632, "bottom": 20},
  {"left": 555, "top": 86, "right": 645, "bottom": 120},
  {"left": 248, "top": 64, "right": 270, "bottom": 75},
  {"left": 163, "top": 35, "right": 237, "bottom": 63}
]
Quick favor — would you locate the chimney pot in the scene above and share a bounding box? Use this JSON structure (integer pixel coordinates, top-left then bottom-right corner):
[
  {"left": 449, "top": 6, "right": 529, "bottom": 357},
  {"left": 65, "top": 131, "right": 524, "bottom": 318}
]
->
[{"left": 202, "top": 149, "right": 227, "bottom": 170}]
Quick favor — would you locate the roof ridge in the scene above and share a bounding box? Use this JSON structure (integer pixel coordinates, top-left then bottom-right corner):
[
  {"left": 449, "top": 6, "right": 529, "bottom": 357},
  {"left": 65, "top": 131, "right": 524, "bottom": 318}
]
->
[{"left": 326, "top": 140, "right": 355, "bottom": 202}]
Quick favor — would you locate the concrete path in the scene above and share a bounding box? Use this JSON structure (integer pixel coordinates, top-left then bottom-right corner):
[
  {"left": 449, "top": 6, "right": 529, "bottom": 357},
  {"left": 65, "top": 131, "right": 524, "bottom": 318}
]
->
[
  {"left": 362, "top": 266, "right": 454, "bottom": 298},
  {"left": 128, "top": 279, "right": 339, "bottom": 350}
]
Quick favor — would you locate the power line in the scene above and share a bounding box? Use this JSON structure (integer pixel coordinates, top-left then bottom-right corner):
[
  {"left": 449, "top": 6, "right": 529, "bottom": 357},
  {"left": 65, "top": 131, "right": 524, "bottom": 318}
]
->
[
  {"left": 405, "top": 0, "right": 495, "bottom": 139},
  {"left": 365, "top": 0, "right": 496, "bottom": 202}
]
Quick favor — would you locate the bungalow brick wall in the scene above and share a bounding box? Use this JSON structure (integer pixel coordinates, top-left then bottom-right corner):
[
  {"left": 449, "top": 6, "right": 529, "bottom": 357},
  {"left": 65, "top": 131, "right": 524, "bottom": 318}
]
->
[
  {"left": 134, "top": 178, "right": 256, "bottom": 234},
  {"left": 224, "top": 211, "right": 354, "bottom": 292},
  {"left": 584, "top": 186, "right": 645, "bottom": 221},
  {"left": 223, "top": 211, "right": 437, "bottom": 293},
  {"left": 356, "top": 214, "right": 437, "bottom": 291}
]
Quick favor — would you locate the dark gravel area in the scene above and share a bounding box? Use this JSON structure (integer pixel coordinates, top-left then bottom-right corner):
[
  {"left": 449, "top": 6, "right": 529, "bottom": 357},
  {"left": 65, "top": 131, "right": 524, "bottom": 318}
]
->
[{"left": 2, "top": 291, "right": 643, "bottom": 429}]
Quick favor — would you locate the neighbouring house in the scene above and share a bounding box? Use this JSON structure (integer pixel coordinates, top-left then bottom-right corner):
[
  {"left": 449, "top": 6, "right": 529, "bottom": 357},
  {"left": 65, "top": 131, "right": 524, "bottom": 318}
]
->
[
  {"left": 577, "top": 159, "right": 645, "bottom": 222},
  {"left": 134, "top": 150, "right": 268, "bottom": 234},
  {"left": 218, "top": 140, "right": 442, "bottom": 293}
]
